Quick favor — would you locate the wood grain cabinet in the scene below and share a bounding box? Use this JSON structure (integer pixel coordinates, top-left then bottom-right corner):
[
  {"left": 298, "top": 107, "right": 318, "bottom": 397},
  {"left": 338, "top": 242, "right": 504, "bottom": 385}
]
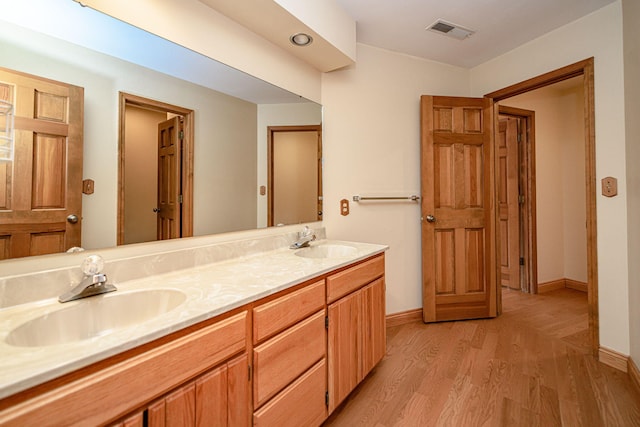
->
[
  {"left": 0, "top": 311, "right": 249, "bottom": 427},
  {"left": 141, "top": 353, "right": 250, "bottom": 427},
  {"left": 327, "top": 255, "right": 386, "bottom": 414},
  {"left": 252, "top": 280, "right": 327, "bottom": 427},
  {"left": 0, "top": 253, "right": 387, "bottom": 427}
]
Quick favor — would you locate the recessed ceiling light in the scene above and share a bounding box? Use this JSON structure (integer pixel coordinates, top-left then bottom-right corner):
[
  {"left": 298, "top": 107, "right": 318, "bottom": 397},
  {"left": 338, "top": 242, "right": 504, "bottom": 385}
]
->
[
  {"left": 290, "top": 33, "right": 313, "bottom": 47},
  {"left": 427, "top": 19, "right": 475, "bottom": 40}
]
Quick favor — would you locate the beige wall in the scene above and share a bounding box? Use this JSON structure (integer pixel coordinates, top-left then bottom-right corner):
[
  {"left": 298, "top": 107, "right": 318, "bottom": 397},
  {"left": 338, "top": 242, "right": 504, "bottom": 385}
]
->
[
  {"left": 504, "top": 80, "right": 587, "bottom": 285},
  {"left": 622, "top": 0, "right": 640, "bottom": 365},
  {"left": 322, "top": 44, "right": 470, "bottom": 314},
  {"left": 123, "top": 106, "right": 166, "bottom": 244},
  {"left": 256, "top": 103, "right": 323, "bottom": 227}
]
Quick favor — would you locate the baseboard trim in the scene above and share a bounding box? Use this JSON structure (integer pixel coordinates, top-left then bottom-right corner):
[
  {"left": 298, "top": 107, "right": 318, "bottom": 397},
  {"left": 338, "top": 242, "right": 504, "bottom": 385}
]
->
[
  {"left": 565, "top": 278, "right": 588, "bottom": 292},
  {"left": 599, "top": 346, "right": 628, "bottom": 372},
  {"left": 629, "top": 357, "right": 640, "bottom": 392},
  {"left": 538, "top": 278, "right": 588, "bottom": 293},
  {"left": 386, "top": 308, "right": 422, "bottom": 328},
  {"left": 538, "top": 279, "right": 565, "bottom": 293}
]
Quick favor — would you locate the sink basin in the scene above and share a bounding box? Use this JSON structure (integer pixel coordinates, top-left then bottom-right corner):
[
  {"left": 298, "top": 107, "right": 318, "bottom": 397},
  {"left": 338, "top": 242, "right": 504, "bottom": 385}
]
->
[
  {"left": 295, "top": 244, "right": 358, "bottom": 259},
  {"left": 5, "top": 289, "right": 186, "bottom": 347}
]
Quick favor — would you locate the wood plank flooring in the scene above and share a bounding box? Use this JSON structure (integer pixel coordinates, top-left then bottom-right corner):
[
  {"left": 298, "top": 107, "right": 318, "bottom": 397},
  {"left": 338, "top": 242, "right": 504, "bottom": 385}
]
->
[{"left": 324, "top": 288, "right": 640, "bottom": 426}]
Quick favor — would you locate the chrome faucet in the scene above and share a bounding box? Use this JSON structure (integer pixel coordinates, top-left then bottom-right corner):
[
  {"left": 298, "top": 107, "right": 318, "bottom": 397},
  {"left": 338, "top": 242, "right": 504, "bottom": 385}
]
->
[
  {"left": 290, "top": 226, "right": 316, "bottom": 249},
  {"left": 59, "top": 255, "right": 117, "bottom": 303}
]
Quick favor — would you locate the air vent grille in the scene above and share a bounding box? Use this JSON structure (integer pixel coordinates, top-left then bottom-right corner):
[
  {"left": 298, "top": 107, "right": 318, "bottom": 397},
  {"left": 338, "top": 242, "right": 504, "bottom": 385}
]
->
[{"left": 427, "top": 19, "right": 475, "bottom": 40}]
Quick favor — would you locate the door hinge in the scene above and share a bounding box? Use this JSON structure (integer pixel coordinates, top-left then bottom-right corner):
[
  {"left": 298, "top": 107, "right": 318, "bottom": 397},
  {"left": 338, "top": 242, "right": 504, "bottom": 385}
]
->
[
  {"left": 248, "top": 365, "right": 252, "bottom": 381},
  {"left": 179, "top": 130, "right": 184, "bottom": 140},
  {"left": 518, "top": 194, "right": 525, "bottom": 204},
  {"left": 325, "top": 391, "right": 329, "bottom": 406},
  {"left": 517, "top": 133, "right": 522, "bottom": 143},
  {"left": 325, "top": 316, "right": 329, "bottom": 329},
  {"left": 179, "top": 194, "right": 183, "bottom": 204},
  {"left": 519, "top": 257, "right": 525, "bottom": 266}
]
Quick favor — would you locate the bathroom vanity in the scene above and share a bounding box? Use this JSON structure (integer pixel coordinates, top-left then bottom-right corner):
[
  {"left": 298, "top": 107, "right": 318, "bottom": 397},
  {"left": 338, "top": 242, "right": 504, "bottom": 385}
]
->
[{"left": 0, "top": 230, "right": 387, "bottom": 426}]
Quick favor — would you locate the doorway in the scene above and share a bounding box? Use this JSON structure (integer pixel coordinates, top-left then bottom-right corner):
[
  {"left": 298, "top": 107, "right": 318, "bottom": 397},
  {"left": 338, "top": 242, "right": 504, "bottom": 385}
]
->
[
  {"left": 486, "top": 58, "right": 598, "bottom": 354},
  {"left": 117, "top": 93, "right": 194, "bottom": 245},
  {"left": 267, "top": 125, "right": 322, "bottom": 226}
]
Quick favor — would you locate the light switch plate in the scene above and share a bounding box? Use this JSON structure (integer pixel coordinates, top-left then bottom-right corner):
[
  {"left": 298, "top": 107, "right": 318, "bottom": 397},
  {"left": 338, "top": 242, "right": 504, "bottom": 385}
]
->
[{"left": 602, "top": 177, "right": 617, "bottom": 197}]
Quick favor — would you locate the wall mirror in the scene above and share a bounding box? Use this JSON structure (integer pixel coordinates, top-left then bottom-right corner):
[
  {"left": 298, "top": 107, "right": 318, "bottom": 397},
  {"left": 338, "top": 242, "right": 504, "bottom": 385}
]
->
[{"left": 0, "top": 0, "right": 322, "bottom": 260}]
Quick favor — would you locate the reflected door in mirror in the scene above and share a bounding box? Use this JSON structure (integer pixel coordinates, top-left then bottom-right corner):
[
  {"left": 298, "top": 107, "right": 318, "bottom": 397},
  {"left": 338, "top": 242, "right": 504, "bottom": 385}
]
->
[
  {"left": 268, "top": 126, "right": 322, "bottom": 226},
  {"left": 0, "top": 68, "right": 83, "bottom": 260}
]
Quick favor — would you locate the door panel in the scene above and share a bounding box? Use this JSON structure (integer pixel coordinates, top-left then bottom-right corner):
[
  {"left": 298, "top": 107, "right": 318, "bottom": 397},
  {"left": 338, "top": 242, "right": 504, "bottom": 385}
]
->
[
  {"left": 0, "top": 68, "right": 83, "bottom": 259},
  {"left": 157, "top": 117, "right": 182, "bottom": 240},
  {"left": 498, "top": 117, "right": 521, "bottom": 290},
  {"left": 421, "top": 95, "right": 497, "bottom": 322}
]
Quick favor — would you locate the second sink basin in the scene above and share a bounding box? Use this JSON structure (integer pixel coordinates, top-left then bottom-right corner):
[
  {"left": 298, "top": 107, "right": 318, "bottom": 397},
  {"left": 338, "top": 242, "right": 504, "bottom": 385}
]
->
[
  {"left": 5, "top": 289, "right": 186, "bottom": 347},
  {"left": 295, "top": 244, "right": 358, "bottom": 259}
]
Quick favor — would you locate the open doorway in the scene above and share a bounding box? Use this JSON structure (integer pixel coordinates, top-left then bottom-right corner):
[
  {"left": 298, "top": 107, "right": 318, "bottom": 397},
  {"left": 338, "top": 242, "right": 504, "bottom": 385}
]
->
[
  {"left": 267, "top": 125, "right": 322, "bottom": 226},
  {"left": 487, "top": 58, "right": 597, "bottom": 354},
  {"left": 117, "top": 93, "right": 194, "bottom": 245}
]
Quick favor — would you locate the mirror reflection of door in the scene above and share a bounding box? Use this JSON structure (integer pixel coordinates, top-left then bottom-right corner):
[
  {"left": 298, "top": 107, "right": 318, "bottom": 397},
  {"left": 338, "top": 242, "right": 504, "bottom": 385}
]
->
[
  {"left": 119, "top": 93, "right": 194, "bottom": 245},
  {"left": 267, "top": 125, "right": 322, "bottom": 226},
  {"left": 0, "top": 67, "right": 83, "bottom": 260}
]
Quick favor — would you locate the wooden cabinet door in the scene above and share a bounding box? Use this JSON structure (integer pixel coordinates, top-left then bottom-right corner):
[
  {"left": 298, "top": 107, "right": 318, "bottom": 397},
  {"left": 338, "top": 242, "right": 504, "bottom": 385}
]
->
[
  {"left": 0, "top": 67, "right": 83, "bottom": 259},
  {"left": 327, "top": 291, "right": 360, "bottom": 414},
  {"left": 360, "top": 278, "right": 386, "bottom": 378},
  {"left": 195, "top": 365, "right": 228, "bottom": 427},
  {"left": 147, "top": 354, "right": 249, "bottom": 427}
]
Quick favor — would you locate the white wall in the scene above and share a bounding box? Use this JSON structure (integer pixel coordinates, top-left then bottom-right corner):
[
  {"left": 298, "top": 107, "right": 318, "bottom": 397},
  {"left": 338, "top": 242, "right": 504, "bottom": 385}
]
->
[
  {"left": 256, "top": 103, "right": 323, "bottom": 227},
  {"left": 622, "top": 0, "right": 640, "bottom": 366},
  {"left": 504, "top": 81, "right": 587, "bottom": 284},
  {"left": 322, "top": 44, "right": 470, "bottom": 314},
  {"left": 471, "top": 2, "right": 628, "bottom": 353}
]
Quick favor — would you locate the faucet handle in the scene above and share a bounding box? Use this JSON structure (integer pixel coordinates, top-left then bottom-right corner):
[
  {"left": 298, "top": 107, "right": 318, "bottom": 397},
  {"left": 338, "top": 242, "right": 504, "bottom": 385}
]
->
[
  {"left": 81, "top": 255, "right": 105, "bottom": 276},
  {"left": 300, "top": 226, "right": 312, "bottom": 237}
]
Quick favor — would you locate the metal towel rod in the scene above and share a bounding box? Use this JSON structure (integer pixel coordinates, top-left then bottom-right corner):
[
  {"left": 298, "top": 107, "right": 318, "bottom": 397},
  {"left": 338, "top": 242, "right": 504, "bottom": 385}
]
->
[{"left": 352, "top": 195, "right": 420, "bottom": 202}]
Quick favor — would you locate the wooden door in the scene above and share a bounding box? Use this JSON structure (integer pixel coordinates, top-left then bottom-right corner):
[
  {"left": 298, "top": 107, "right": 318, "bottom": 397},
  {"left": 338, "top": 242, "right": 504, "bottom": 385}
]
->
[
  {"left": 420, "top": 96, "right": 497, "bottom": 322},
  {"left": 0, "top": 68, "right": 83, "bottom": 260},
  {"left": 498, "top": 117, "right": 521, "bottom": 290},
  {"left": 157, "top": 116, "right": 182, "bottom": 240}
]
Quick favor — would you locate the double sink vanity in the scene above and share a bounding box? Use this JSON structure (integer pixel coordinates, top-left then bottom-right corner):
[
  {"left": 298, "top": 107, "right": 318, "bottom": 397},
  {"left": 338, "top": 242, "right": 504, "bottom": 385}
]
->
[{"left": 0, "top": 227, "right": 387, "bottom": 426}]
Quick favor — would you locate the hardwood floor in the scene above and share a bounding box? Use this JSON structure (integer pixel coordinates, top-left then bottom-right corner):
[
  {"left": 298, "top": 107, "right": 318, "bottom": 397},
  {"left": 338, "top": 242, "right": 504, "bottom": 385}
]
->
[{"left": 324, "top": 288, "right": 640, "bottom": 426}]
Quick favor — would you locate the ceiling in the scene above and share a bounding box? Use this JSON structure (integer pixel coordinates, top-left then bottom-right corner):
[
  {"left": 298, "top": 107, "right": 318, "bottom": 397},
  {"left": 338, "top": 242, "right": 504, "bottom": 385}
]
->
[{"left": 335, "top": 0, "right": 616, "bottom": 68}]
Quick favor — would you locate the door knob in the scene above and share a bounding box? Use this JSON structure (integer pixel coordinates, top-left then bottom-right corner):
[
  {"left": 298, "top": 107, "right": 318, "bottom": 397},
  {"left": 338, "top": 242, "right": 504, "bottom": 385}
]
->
[
  {"left": 425, "top": 215, "right": 436, "bottom": 223},
  {"left": 153, "top": 208, "right": 161, "bottom": 213},
  {"left": 66, "top": 214, "right": 79, "bottom": 224}
]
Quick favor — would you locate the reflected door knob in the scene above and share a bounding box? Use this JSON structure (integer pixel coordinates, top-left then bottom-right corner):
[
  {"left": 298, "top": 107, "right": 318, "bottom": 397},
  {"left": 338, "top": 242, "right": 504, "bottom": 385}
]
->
[
  {"left": 67, "top": 214, "right": 79, "bottom": 224},
  {"left": 425, "top": 215, "right": 436, "bottom": 223}
]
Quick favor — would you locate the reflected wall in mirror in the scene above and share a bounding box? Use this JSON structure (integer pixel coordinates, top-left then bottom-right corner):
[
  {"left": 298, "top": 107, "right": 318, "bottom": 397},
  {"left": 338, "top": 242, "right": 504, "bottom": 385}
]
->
[{"left": 0, "top": 0, "right": 322, "bottom": 260}]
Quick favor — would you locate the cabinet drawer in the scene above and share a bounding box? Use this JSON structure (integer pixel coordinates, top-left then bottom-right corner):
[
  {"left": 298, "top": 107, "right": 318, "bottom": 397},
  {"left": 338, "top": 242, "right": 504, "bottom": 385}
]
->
[
  {"left": 253, "top": 280, "right": 325, "bottom": 344},
  {"left": 253, "top": 310, "right": 325, "bottom": 409},
  {"left": 327, "top": 255, "right": 384, "bottom": 303},
  {"left": 253, "top": 359, "right": 327, "bottom": 427}
]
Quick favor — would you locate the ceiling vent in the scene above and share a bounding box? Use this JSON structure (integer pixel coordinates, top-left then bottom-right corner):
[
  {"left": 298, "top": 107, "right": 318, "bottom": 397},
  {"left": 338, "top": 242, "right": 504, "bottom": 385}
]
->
[{"left": 427, "top": 19, "right": 475, "bottom": 40}]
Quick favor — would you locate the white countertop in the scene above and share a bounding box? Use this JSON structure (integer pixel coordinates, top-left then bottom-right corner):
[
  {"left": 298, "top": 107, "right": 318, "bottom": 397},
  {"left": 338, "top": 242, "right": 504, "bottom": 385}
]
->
[{"left": 0, "top": 240, "right": 387, "bottom": 399}]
